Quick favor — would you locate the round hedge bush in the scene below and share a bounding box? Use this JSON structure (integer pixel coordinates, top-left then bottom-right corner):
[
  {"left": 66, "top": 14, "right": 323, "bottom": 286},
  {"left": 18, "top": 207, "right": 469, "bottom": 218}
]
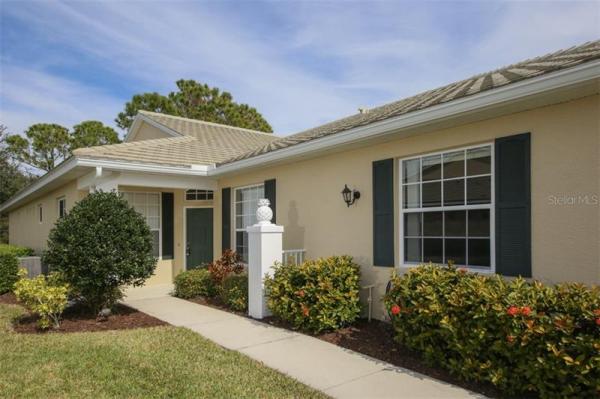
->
[
  {"left": 384, "top": 264, "right": 600, "bottom": 397},
  {"left": 43, "top": 191, "right": 157, "bottom": 314},
  {"left": 220, "top": 274, "right": 248, "bottom": 312},
  {"left": 265, "top": 255, "right": 361, "bottom": 333},
  {"left": 0, "top": 254, "right": 19, "bottom": 294},
  {"left": 173, "top": 268, "right": 216, "bottom": 299}
]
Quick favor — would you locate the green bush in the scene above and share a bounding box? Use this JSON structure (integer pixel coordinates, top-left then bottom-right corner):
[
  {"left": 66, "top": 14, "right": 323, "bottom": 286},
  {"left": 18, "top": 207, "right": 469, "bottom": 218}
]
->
[
  {"left": 265, "top": 255, "right": 361, "bottom": 333},
  {"left": 43, "top": 191, "right": 157, "bottom": 315},
  {"left": 383, "top": 264, "right": 600, "bottom": 398},
  {"left": 13, "top": 269, "right": 69, "bottom": 329},
  {"left": 221, "top": 274, "right": 248, "bottom": 312},
  {"left": 173, "top": 268, "right": 216, "bottom": 299},
  {"left": 0, "top": 244, "right": 34, "bottom": 257},
  {"left": 0, "top": 254, "right": 19, "bottom": 294}
]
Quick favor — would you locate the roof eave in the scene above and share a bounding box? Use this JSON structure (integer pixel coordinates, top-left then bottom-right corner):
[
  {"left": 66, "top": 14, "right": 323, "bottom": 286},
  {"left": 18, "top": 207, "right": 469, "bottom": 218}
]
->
[{"left": 210, "top": 59, "right": 600, "bottom": 176}]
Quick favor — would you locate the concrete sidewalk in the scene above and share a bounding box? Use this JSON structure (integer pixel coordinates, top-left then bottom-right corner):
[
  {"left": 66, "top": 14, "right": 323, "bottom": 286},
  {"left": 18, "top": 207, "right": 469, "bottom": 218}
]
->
[{"left": 124, "top": 284, "right": 484, "bottom": 399}]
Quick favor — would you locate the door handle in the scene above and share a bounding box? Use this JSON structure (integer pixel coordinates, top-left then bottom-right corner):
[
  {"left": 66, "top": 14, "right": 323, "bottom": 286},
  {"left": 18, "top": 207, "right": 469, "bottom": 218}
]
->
[{"left": 186, "top": 242, "right": 191, "bottom": 257}]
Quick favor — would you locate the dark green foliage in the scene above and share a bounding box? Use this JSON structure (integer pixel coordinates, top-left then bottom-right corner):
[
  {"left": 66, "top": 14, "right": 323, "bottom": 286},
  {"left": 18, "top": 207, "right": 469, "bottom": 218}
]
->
[
  {"left": 0, "top": 255, "right": 19, "bottom": 294},
  {"left": 220, "top": 274, "right": 248, "bottom": 312},
  {"left": 265, "top": 256, "right": 361, "bottom": 333},
  {"left": 115, "top": 79, "right": 273, "bottom": 132},
  {"left": 384, "top": 264, "right": 600, "bottom": 398},
  {"left": 0, "top": 244, "right": 34, "bottom": 257},
  {"left": 43, "top": 191, "right": 157, "bottom": 314},
  {"left": 173, "top": 268, "right": 216, "bottom": 299}
]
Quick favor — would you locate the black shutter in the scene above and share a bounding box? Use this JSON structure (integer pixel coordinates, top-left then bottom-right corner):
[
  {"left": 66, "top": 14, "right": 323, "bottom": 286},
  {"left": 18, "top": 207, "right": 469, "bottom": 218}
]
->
[
  {"left": 161, "top": 192, "right": 174, "bottom": 260},
  {"left": 264, "top": 179, "right": 276, "bottom": 224},
  {"left": 373, "top": 159, "right": 395, "bottom": 266},
  {"left": 221, "top": 187, "right": 231, "bottom": 254},
  {"left": 495, "top": 133, "right": 531, "bottom": 277}
]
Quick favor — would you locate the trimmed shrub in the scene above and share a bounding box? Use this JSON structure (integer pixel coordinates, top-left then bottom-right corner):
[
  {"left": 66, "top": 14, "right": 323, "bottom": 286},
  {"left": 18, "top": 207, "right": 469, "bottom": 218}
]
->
[
  {"left": 0, "top": 244, "right": 34, "bottom": 257},
  {"left": 221, "top": 274, "right": 248, "bottom": 312},
  {"left": 13, "top": 269, "right": 69, "bottom": 329},
  {"left": 383, "top": 264, "right": 600, "bottom": 398},
  {"left": 207, "top": 249, "right": 244, "bottom": 287},
  {"left": 43, "top": 191, "right": 157, "bottom": 315},
  {"left": 173, "top": 268, "right": 216, "bottom": 299},
  {"left": 0, "top": 254, "right": 19, "bottom": 294},
  {"left": 265, "top": 255, "right": 361, "bottom": 333}
]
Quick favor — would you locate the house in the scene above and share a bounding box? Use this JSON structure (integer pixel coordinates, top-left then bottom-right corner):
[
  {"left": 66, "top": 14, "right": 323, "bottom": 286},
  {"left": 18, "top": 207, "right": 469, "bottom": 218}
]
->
[{"left": 2, "top": 40, "right": 599, "bottom": 319}]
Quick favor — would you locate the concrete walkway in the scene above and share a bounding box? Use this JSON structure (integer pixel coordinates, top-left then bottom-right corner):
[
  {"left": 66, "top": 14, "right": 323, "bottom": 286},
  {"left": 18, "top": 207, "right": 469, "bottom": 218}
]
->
[{"left": 124, "top": 284, "right": 484, "bottom": 399}]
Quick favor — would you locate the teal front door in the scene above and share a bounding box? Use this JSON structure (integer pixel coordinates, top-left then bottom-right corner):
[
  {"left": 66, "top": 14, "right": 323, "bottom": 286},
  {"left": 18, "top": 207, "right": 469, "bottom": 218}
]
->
[{"left": 186, "top": 208, "right": 213, "bottom": 269}]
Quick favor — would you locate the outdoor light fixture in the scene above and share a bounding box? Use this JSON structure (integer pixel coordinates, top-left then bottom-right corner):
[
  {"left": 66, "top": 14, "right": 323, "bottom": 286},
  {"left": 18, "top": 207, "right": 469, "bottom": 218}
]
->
[{"left": 341, "top": 184, "right": 360, "bottom": 207}]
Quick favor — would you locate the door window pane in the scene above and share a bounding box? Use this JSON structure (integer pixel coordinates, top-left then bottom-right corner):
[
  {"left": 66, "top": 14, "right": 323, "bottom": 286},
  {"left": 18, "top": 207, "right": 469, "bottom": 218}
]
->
[
  {"left": 403, "top": 159, "right": 420, "bottom": 183},
  {"left": 404, "top": 213, "right": 421, "bottom": 236},
  {"left": 444, "top": 211, "right": 466, "bottom": 237},
  {"left": 423, "top": 238, "right": 443, "bottom": 263},
  {"left": 468, "top": 210, "right": 490, "bottom": 237},
  {"left": 423, "top": 212, "right": 443, "bottom": 236},
  {"left": 422, "top": 181, "right": 441, "bottom": 207},
  {"left": 467, "top": 176, "right": 491, "bottom": 204},
  {"left": 422, "top": 155, "right": 441, "bottom": 181},
  {"left": 445, "top": 239, "right": 466, "bottom": 265},
  {"left": 467, "top": 146, "right": 491, "bottom": 176},
  {"left": 443, "top": 179, "right": 464, "bottom": 206},
  {"left": 468, "top": 239, "right": 490, "bottom": 267},
  {"left": 404, "top": 238, "right": 422, "bottom": 262},
  {"left": 443, "top": 151, "right": 464, "bottom": 179}
]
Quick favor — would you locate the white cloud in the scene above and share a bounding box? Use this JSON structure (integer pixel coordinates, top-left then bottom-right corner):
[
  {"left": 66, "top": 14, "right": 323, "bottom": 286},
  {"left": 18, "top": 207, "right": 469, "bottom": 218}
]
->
[
  {"left": 1, "top": 0, "right": 598, "bottom": 137},
  {"left": 0, "top": 66, "right": 122, "bottom": 135}
]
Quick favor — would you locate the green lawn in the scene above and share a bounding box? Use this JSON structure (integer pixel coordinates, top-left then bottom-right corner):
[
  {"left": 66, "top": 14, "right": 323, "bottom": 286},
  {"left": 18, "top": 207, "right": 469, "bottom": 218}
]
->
[{"left": 0, "top": 304, "right": 327, "bottom": 399}]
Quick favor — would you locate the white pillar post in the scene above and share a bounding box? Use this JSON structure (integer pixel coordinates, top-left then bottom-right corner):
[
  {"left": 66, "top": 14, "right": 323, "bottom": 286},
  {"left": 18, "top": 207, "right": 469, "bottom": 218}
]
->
[{"left": 247, "top": 199, "right": 283, "bottom": 319}]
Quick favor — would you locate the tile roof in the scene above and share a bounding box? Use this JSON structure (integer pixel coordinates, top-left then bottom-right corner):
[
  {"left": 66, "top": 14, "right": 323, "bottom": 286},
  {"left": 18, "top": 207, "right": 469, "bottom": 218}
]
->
[
  {"left": 222, "top": 39, "right": 600, "bottom": 164},
  {"left": 74, "top": 113, "right": 279, "bottom": 167}
]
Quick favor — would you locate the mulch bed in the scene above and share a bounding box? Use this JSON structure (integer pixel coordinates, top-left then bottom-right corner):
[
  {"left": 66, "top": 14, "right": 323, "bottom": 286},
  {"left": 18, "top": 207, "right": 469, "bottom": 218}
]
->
[
  {"left": 0, "top": 292, "right": 19, "bottom": 305},
  {"left": 1, "top": 293, "right": 166, "bottom": 334},
  {"left": 187, "top": 296, "right": 247, "bottom": 317}
]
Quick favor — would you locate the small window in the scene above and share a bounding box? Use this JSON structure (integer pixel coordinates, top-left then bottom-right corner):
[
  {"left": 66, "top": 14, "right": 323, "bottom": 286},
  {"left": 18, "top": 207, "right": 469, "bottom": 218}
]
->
[
  {"left": 57, "top": 197, "right": 67, "bottom": 219},
  {"left": 186, "top": 190, "right": 214, "bottom": 201},
  {"left": 38, "top": 204, "right": 43, "bottom": 224},
  {"left": 234, "top": 184, "right": 265, "bottom": 262}
]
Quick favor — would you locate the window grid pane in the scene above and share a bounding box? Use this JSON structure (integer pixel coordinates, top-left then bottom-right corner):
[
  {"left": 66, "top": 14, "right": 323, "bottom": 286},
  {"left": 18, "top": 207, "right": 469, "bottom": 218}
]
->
[
  {"left": 234, "top": 185, "right": 265, "bottom": 262},
  {"left": 122, "top": 192, "right": 161, "bottom": 257},
  {"left": 401, "top": 145, "right": 492, "bottom": 268}
]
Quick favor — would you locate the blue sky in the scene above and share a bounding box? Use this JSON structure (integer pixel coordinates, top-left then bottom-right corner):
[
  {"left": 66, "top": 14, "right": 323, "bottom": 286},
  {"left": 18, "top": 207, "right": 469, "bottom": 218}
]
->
[{"left": 1, "top": 1, "right": 598, "bottom": 137}]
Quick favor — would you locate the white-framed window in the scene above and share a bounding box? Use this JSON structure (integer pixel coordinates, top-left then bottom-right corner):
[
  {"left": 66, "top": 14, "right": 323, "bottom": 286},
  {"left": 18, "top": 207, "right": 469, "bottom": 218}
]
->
[
  {"left": 121, "top": 192, "right": 161, "bottom": 258},
  {"left": 400, "top": 144, "right": 494, "bottom": 270},
  {"left": 38, "top": 204, "right": 43, "bottom": 224},
  {"left": 57, "top": 197, "right": 66, "bottom": 219},
  {"left": 233, "top": 184, "right": 264, "bottom": 262},
  {"left": 186, "top": 189, "right": 214, "bottom": 201}
]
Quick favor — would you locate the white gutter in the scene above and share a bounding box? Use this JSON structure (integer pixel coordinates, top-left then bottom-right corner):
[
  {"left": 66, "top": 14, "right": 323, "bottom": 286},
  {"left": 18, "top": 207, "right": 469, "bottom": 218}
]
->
[
  {"left": 0, "top": 158, "right": 215, "bottom": 213},
  {"left": 210, "top": 59, "right": 600, "bottom": 176},
  {"left": 0, "top": 158, "right": 79, "bottom": 213},
  {"left": 77, "top": 158, "right": 214, "bottom": 175}
]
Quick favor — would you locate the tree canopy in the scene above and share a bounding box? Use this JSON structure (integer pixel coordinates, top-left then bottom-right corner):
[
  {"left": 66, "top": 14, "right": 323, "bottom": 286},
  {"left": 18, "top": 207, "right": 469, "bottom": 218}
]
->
[
  {"left": 116, "top": 79, "right": 273, "bottom": 133},
  {"left": 0, "top": 125, "right": 34, "bottom": 242},
  {"left": 5, "top": 121, "right": 120, "bottom": 172}
]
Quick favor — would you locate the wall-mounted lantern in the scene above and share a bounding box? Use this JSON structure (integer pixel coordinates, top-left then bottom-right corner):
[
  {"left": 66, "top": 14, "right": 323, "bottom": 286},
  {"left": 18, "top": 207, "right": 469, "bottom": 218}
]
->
[{"left": 341, "top": 184, "right": 361, "bottom": 207}]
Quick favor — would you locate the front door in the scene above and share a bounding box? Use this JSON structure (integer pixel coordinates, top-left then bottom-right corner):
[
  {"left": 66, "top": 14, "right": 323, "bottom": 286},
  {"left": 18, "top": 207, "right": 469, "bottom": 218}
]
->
[{"left": 186, "top": 208, "right": 213, "bottom": 269}]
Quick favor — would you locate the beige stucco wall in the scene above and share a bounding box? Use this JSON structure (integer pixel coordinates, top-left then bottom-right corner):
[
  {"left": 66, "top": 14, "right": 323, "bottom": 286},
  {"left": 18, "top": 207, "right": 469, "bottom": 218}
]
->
[
  {"left": 130, "top": 122, "right": 171, "bottom": 142},
  {"left": 8, "top": 182, "right": 213, "bottom": 285},
  {"left": 216, "top": 95, "right": 600, "bottom": 319},
  {"left": 8, "top": 180, "right": 86, "bottom": 253}
]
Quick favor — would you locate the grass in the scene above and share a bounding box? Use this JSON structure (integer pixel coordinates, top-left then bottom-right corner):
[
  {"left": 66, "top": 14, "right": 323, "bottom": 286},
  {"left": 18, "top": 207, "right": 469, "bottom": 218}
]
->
[{"left": 0, "top": 304, "right": 327, "bottom": 399}]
